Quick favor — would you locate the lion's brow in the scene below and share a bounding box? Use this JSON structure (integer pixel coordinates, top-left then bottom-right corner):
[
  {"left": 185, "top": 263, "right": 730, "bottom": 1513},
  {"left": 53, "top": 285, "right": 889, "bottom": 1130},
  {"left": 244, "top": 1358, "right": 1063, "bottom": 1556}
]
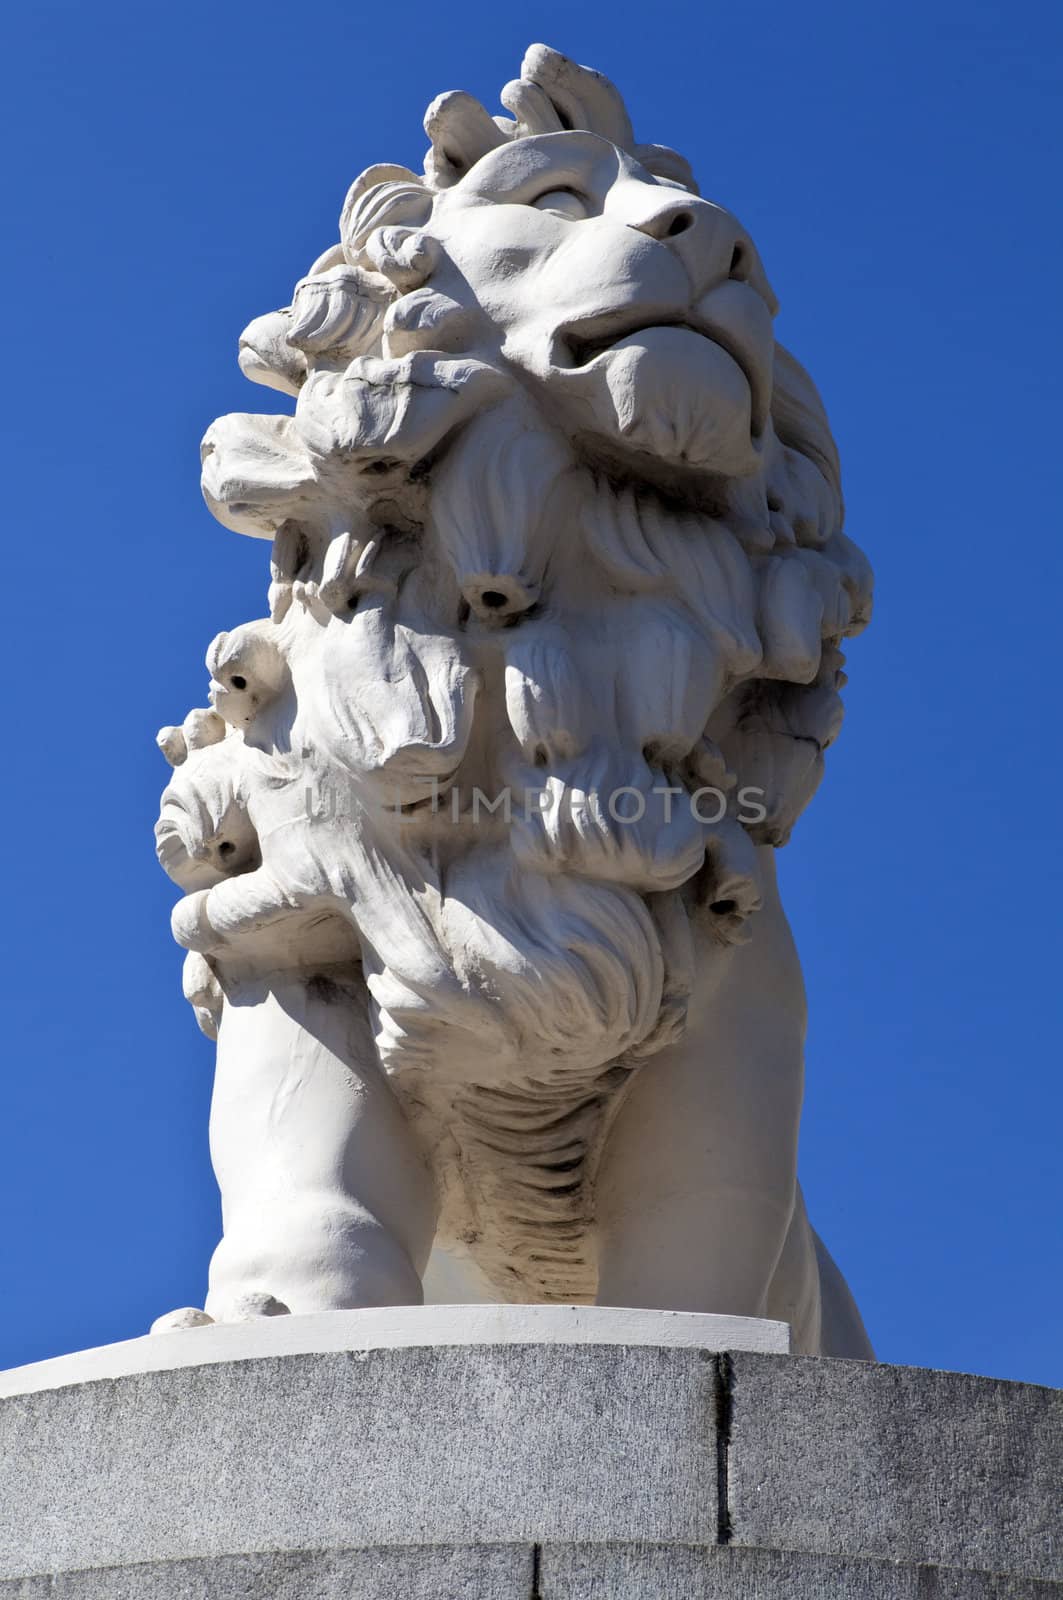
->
[{"left": 462, "top": 133, "right": 617, "bottom": 206}]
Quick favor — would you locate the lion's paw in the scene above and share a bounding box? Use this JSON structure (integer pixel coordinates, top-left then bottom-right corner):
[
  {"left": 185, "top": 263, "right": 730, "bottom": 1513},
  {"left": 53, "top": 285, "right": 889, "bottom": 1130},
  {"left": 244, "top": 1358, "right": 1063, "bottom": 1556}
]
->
[
  {"left": 224, "top": 1292, "right": 291, "bottom": 1322},
  {"left": 149, "top": 1306, "right": 214, "bottom": 1335}
]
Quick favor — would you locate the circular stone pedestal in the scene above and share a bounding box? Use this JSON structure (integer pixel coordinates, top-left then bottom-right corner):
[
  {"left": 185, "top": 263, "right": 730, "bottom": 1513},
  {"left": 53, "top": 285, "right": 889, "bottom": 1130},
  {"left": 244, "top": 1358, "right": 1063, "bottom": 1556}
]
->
[{"left": 0, "top": 1306, "right": 1058, "bottom": 1596}]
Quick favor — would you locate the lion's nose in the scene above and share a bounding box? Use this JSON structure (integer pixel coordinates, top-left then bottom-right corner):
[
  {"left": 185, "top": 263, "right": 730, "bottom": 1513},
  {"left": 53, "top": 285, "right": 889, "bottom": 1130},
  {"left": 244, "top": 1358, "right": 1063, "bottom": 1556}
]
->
[
  {"left": 626, "top": 191, "right": 776, "bottom": 310},
  {"left": 628, "top": 193, "right": 746, "bottom": 283}
]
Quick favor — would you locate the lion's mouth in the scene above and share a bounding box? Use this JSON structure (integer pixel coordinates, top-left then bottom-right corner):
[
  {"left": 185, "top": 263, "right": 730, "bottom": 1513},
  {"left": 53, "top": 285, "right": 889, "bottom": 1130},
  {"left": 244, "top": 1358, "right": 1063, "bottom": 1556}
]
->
[{"left": 554, "top": 290, "right": 773, "bottom": 439}]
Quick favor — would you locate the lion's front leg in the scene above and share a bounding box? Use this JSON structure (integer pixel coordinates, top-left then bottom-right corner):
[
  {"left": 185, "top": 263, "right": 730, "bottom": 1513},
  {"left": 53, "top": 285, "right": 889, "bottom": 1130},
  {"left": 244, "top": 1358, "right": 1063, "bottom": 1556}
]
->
[
  {"left": 204, "top": 964, "right": 438, "bottom": 1322},
  {"left": 594, "top": 847, "right": 805, "bottom": 1319}
]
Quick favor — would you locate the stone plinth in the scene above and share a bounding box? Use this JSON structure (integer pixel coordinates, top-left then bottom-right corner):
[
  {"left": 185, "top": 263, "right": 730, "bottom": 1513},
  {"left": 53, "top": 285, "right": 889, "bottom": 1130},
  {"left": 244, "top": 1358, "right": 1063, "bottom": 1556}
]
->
[{"left": 0, "top": 1309, "right": 1058, "bottom": 1596}]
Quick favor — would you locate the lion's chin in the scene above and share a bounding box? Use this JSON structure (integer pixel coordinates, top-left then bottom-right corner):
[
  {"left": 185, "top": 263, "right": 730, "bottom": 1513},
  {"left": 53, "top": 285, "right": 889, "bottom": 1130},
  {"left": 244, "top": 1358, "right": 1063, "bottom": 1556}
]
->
[{"left": 547, "top": 325, "right": 760, "bottom": 482}]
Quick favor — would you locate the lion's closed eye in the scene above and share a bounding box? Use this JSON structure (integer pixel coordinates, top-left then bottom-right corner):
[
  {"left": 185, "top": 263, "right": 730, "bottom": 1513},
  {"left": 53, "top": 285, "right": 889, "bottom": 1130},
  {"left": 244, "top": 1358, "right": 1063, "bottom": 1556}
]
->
[{"left": 529, "top": 188, "right": 588, "bottom": 221}]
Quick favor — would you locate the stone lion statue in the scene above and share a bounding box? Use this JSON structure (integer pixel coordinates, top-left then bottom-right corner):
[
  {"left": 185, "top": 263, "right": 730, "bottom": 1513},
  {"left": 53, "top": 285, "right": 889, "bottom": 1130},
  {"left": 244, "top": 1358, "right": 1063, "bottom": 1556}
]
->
[{"left": 154, "top": 45, "right": 874, "bottom": 1357}]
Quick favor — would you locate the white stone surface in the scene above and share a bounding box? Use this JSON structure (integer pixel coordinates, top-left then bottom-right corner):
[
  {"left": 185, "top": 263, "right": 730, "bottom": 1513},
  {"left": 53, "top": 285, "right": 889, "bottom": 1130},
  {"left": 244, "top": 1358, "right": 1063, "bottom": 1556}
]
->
[
  {"left": 154, "top": 44, "right": 875, "bottom": 1357},
  {"left": 0, "top": 1305, "right": 788, "bottom": 1398}
]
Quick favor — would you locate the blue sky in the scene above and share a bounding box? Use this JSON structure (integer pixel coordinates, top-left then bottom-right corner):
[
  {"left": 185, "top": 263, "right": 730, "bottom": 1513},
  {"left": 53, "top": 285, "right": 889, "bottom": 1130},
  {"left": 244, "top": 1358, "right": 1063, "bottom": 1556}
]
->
[{"left": 1, "top": 0, "right": 1060, "bottom": 1385}]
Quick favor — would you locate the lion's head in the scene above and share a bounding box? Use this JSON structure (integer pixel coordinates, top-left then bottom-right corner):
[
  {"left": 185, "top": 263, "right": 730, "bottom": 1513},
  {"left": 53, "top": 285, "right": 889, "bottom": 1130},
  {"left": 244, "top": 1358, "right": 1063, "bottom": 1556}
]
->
[
  {"left": 185, "top": 43, "right": 871, "bottom": 1096},
  {"left": 348, "top": 127, "right": 773, "bottom": 488}
]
